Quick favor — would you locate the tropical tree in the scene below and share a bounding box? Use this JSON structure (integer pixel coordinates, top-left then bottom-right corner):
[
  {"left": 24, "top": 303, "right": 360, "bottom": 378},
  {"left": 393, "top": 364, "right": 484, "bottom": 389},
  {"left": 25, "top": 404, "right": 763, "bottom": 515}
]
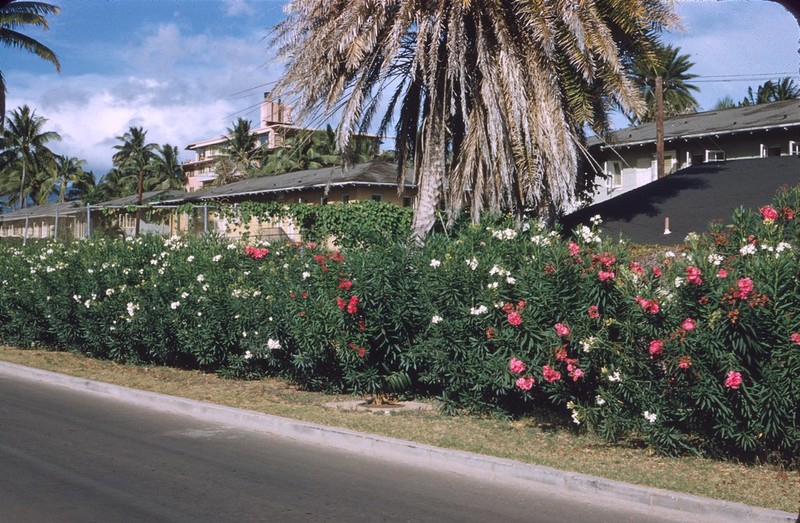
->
[
  {"left": 713, "top": 95, "right": 738, "bottom": 110},
  {"left": 37, "top": 154, "right": 94, "bottom": 204},
  {"left": 742, "top": 76, "right": 800, "bottom": 106},
  {"left": 625, "top": 44, "right": 700, "bottom": 124},
  {"left": 112, "top": 126, "right": 156, "bottom": 235},
  {"left": 0, "top": 1, "right": 60, "bottom": 129},
  {"left": 0, "top": 104, "right": 60, "bottom": 208},
  {"left": 271, "top": 1, "right": 676, "bottom": 240},
  {"left": 212, "top": 118, "right": 260, "bottom": 186},
  {"left": 260, "top": 125, "right": 360, "bottom": 175},
  {"left": 148, "top": 143, "right": 184, "bottom": 190}
]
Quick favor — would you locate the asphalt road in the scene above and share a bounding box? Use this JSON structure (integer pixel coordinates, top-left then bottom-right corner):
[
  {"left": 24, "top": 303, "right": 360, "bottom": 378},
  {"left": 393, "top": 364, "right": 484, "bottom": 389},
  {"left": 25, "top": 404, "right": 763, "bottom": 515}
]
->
[{"left": 0, "top": 372, "right": 683, "bottom": 523}]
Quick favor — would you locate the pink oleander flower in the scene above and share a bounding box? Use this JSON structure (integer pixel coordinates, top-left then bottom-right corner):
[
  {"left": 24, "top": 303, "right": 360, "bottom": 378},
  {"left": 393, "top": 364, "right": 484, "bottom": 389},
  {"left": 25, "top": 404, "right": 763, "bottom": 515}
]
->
[
  {"left": 554, "top": 323, "right": 570, "bottom": 338},
  {"left": 568, "top": 242, "right": 580, "bottom": 257},
  {"left": 649, "top": 339, "right": 664, "bottom": 357},
  {"left": 760, "top": 205, "right": 779, "bottom": 222},
  {"left": 570, "top": 367, "right": 585, "bottom": 381},
  {"left": 717, "top": 268, "right": 728, "bottom": 278},
  {"left": 598, "top": 270, "right": 615, "bottom": 282},
  {"left": 724, "top": 371, "right": 743, "bottom": 390},
  {"left": 635, "top": 296, "right": 660, "bottom": 314},
  {"left": 682, "top": 318, "right": 697, "bottom": 331},
  {"left": 686, "top": 266, "right": 703, "bottom": 285},
  {"left": 507, "top": 311, "right": 522, "bottom": 326},
  {"left": 737, "top": 277, "right": 754, "bottom": 300},
  {"left": 678, "top": 355, "right": 692, "bottom": 369},
  {"left": 653, "top": 265, "right": 663, "bottom": 277},
  {"left": 587, "top": 305, "right": 600, "bottom": 320},
  {"left": 509, "top": 358, "right": 526, "bottom": 374},
  {"left": 629, "top": 261, "right": 644, "bottom": 275},
  {"left": 336, "top": 297, "right": 346, "bottom": 310},
  {"left": 792, "top": 333, "right": 800, "bottom": 345},
  {"left": 542, "top": 365, "right": 562, "bottom": 383},
  {"left": 516, "top": 376, "right": 536, "bottom": 391}
]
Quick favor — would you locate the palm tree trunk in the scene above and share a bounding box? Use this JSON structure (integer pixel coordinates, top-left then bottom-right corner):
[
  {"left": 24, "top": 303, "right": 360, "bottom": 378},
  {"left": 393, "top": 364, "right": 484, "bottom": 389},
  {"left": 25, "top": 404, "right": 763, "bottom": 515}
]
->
[
  {"left": 411, "top": 116, "right": 446, "bottom": 242},
  {"left": 135, "top": 170, "right": 144, "bottom": 236},
  {"left": 18, "top": 157, "right": 26, "bottom": 209}
]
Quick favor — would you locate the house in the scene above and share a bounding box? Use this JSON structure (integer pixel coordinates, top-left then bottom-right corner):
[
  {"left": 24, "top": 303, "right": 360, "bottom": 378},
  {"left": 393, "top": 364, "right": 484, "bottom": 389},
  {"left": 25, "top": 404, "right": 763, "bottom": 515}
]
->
[
  {"left": 161, "top": 161, "right": 416, "bottom": 241},
  {"left": 586, "top": 100, "right": 800, "bottom": 206},
  {"left": 182, "top": 93, "right": 381, "bottom": 192},
  {"left": 0, "top": 189, "right": 188, "bottom": 241},
  {"left": 562, "top": 155, "right": 800, "bottom": 245}
]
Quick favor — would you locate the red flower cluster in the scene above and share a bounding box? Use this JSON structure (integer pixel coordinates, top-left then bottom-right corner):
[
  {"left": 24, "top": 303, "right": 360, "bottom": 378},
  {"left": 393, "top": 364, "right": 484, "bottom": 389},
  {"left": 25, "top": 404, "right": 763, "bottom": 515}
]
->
[
  {"left": 735, "top": 277, "right": 754, "bottom": 300},
  {"left": 629, "top": 261, "right": 644, "bottom": 275},
  {"left": 347, "top": 342, "right": 366, "bottom": 358},
  {"left": 649, "top": 339, "right": 664, "bottom": 357},
  {"left": 502, "top": 301, "right": 526, "bottom": 326},
  {"left": 686, "top": 266, "right": 702, "bottom": 285},
  {"left": 554, "top": 322, "right": 570, "bottom": 338},
  {"left": 338, "top": 279, "right": 353, "bottom": 290},
  {"left": 568, "top": 242, "right": 580, "bottom": 257},
  {"left": 678, "top": 355, "right": 692, "bottom": 369},
  {"left": 542, "top": 365, "right": 562, "bottom": 383},
  {"left": 635, "top": 296, "right": 660, "bottom": 314},
  {"left": 724, "top": 371, "right": 743, "bottom": 389},
  {"left": 244, "top": 245, "right": 269, "bottom": 259},
  {"left": 337, "top": 295, "right": 359, "bottom": 314},
  {"left": 587, "top": 305, "right": 600, "bottom": 320},
  {"left": 760, "top": 205, "right": 779, "bottom": 222}
]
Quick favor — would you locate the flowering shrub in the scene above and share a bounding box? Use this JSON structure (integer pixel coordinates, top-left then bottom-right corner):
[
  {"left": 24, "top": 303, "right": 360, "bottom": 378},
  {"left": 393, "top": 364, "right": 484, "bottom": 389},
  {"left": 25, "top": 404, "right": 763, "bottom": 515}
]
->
[{"left": 2, "top": 185, "right": 800, "bottom": 464}]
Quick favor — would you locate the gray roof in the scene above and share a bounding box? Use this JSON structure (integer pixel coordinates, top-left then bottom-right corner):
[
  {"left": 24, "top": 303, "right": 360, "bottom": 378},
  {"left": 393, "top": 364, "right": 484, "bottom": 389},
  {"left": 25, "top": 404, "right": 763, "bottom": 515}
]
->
[
  {"left": 592, "top": 99, "right": 800, "bottom": 149},
  {"left": 164, "top": 162, "right": 414, "bottom": 203},
  {"left": 93, "top": 190, "right": 189, "bottom": 208},
  {"left": 0, "top": 201, "right": 86, "bottom": 221}
]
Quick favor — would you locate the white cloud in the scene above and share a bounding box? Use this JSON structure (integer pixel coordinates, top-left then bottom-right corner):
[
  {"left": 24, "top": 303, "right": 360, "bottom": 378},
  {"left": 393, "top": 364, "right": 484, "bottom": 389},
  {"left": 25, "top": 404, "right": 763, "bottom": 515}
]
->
[{"left": 224, "top": 0, "right": 257, "bottom": 17}]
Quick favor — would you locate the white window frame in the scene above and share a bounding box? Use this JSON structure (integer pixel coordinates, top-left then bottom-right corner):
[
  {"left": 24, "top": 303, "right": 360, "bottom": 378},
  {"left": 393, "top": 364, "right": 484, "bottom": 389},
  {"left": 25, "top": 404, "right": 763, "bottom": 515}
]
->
[
  {"left": 705, "top": 150, "right": 726, "bottom": 162},
  {"left": 605, "top": 160, "right": 623, "bottom": 190},
  {"left": 790, "top": 140, "right": 799, "bottom": 156}
]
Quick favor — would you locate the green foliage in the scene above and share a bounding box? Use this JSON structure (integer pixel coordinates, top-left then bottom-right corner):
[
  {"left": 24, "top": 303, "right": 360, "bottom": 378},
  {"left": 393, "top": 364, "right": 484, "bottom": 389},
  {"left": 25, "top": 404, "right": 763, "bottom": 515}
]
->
[{"left": 2, "top": 186, "right": 800, "bottom": 465}]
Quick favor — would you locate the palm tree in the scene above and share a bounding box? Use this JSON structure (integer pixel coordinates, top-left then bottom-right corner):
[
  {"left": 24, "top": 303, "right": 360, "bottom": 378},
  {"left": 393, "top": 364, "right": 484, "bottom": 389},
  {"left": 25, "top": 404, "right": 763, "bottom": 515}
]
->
[
  {"left": 261, "top": 126, "right": 345, "bottom": 175},
  {"left": 148, "top": 143, "right": 184, "bottom": 190},
  {"left": 713, "top": 95, "right": 738, "bottom": 110},
  {"left": 0, "top": 104, "right": 60, "bottom": 208},
  {"left": 37, "top": 154, "right": 94, "bottom": 203},
  {"left": 0, "top": 1, "right": 61, "bottom": 129},
  {"left": 112, "top": 126, "right": 156, "bottom": 235},
  {"left": 271, "top": 1, "right": 675, "bottom": 239},
  {"left": 625, "top": 44, "right": 700, "bottom": 124},
  {"left": 212, "top": 118, "right": 259, "bottom": 185}
]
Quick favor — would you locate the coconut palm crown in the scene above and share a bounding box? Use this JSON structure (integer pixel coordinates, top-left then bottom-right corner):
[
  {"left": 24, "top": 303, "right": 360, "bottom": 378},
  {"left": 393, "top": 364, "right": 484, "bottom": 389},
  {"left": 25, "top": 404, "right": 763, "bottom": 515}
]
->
[
  {"left": 271, "top": 0, "right": 676, "bottom": 239},
  {"left": 0, "top": 1, "right": 61, "bottom": 128}
]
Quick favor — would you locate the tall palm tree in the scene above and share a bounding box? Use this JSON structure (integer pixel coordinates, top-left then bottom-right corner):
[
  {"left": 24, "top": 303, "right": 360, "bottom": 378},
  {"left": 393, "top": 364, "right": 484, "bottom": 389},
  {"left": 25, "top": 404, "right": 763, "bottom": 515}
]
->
[
  {"left": 37, "top": 154, "right": 93, "bottom": 203},
  {"left": 148, "top": 143, "right": 184, "bottom": 190},
  {"left": 112, "top": 126, "right": 156, "bottom": 235},
  {"left": 0, "top": 1, "right": 60, "bottom": 129},
  {"left": 271, "top": 1, "right": 675, "bottom": 239},
  {"left": 625, "top": 44, "right": 700, "bottom": 124},
  {"left": 0, "top": 104, "right": 60, "bottom": 208},
  {"left": 212, "top": 118, "right": 260, "bottom": 186}
]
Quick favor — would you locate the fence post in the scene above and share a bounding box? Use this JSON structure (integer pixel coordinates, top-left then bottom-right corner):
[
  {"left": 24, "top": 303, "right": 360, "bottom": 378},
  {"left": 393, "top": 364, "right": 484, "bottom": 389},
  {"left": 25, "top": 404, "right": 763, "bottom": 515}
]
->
[
  {"left": 203, "top": 203, "right": 209, "bottom": 235},
  {"left": 86, "top": 205, "right": 92, "bottom": 238},
  {"left": 23, "top": 216, "right": 29, "bottom": 246},
  {"left": 54, "top": 208, "right": 60, "bottom": 240}
]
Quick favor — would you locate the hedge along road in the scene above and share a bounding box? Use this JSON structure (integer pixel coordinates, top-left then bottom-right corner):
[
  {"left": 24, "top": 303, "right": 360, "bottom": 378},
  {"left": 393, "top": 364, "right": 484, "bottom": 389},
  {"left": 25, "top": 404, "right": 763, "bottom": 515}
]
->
[{"left": 0, "top": 371, "right": 689, "bottom": 523}]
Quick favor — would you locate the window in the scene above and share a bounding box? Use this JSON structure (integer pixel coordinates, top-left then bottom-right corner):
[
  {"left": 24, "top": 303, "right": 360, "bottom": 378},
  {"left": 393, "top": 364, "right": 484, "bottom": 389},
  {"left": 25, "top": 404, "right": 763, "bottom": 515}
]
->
[
  {"left": 341, "top": 194, "right": 350, "bottom": 203},
  {"left": 768, "top": 146, "right": 782, "bottom": 157},
  {"left": 791, "top": 141, "right": 800, "bottom": 156},
  {"left": 605, "top": 161, "right": 622, "bottom": 189},
  {"left": 705, "top": 150, "right": 725, "bottom": 162},
  {"left": 402, "top": 197, "right": 412, "bottom": 208},
  {"left": 371, "top": 194, "right": 382, "bottom": 202},
  {"left": 320, "top": 197, "right": 329, "bottom": 205}
]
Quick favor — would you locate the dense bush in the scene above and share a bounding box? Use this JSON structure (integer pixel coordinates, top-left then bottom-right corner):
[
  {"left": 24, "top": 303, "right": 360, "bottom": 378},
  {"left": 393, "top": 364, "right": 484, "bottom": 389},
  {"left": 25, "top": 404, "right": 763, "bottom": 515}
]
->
[{"left": 1, "top": 187, "right": 799, "bottom": 465}]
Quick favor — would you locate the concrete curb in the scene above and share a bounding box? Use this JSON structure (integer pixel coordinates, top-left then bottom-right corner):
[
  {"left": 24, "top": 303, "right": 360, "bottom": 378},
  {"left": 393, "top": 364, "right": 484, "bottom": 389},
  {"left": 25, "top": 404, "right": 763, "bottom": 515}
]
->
[{"left": 1, "top": 361, "right": 796, "bottom": 523}]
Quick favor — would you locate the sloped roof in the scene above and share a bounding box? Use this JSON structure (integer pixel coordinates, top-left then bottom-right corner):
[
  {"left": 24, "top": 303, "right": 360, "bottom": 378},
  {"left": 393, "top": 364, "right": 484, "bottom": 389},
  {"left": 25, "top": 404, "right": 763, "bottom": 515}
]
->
[
  {"left": 93, "top": 190, "right": 189, "bottom": 208},
  {"left": 561, "top": 156, "right": 800, "bottom": 245},
  {"left": 163, "top": 162, "right": 414, "bottom": 203},
  {"left": 591, "top": 100, "right": 800, "bottom": 149},
  {"left": 0, "top": 201, "right": 86, "bottom": 221}
]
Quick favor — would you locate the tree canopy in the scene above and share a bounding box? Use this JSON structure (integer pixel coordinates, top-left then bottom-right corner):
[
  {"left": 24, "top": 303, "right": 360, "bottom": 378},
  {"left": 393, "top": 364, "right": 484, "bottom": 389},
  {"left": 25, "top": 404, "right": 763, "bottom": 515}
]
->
[{"left": 271, "top": 0, "right": 676, "bottom": 239}]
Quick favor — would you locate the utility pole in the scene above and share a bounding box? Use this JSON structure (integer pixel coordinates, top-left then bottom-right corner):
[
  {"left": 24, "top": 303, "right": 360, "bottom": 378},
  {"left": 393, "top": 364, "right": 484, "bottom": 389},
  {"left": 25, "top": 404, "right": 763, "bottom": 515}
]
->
[{"left": 656, "top": 76, "right": 665, "bottom": 179}]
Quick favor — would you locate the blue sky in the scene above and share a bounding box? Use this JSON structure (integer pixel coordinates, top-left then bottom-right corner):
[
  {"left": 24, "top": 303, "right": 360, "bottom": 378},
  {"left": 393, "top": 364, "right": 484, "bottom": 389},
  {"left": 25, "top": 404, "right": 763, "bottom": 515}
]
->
[{"left": 3, "top": 0, "right": 799, "bottom": 176}]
